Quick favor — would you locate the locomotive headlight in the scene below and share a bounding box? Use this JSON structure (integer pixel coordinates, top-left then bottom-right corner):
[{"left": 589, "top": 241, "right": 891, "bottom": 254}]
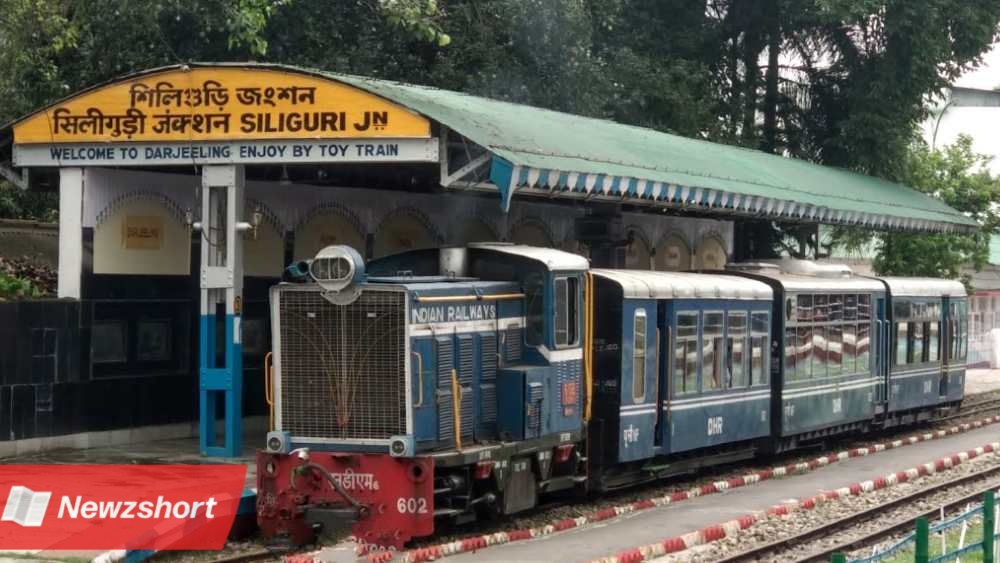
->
[
  {"left": 265, "top": 431, "right": 291, "bottom": 454},
  {"left": 390, "top": 435, "right": 415, "bottom": 457},
  {"left": 310, "top": 245, "right": 365, "bottom": 293}
]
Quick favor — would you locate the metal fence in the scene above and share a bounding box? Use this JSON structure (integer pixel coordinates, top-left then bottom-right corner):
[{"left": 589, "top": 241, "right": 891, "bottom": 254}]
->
[{"left": 835, "top": 491, "right": 998, "bottom": 563}]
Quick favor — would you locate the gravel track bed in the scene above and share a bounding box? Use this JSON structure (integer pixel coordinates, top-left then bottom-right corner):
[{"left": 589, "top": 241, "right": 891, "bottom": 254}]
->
[
  {"left": 412, "top": 391, "right": 1000, "bottom": 549},
  {"left": 651, "top": 445, "right": 1000, "bottom": 562}
]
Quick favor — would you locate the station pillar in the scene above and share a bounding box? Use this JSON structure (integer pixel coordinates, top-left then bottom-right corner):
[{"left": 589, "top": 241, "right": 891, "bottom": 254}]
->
[{"left": 198, "top": 165, "right": 245, "bottom": 457}]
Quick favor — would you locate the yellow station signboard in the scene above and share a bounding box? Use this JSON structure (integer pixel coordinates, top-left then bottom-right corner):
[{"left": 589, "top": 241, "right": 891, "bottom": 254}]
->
[{"left": 13, "top": 68, "right": 431, "bottom": 144}]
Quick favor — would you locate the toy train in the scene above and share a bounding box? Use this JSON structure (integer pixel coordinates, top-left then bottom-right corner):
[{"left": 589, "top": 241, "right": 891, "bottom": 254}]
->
[{"left": 255, "top": 243, "right": 968, "bottom": 548}]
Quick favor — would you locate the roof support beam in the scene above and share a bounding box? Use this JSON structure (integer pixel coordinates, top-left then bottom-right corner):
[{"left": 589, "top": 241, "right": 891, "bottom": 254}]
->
[{"left": 0, "top": 163, "right": 27, "bottom": 190}]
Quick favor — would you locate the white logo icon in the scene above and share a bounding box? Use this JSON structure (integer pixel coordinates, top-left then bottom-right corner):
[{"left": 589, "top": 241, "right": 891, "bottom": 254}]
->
[{"left": 2, "top": 486, "right": 52, "bottom": 527}]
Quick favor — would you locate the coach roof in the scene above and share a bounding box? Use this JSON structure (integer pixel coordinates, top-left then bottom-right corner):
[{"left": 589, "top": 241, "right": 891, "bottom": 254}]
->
[{"left": 592, "top": 269, "right": 772, "bottom": 300}]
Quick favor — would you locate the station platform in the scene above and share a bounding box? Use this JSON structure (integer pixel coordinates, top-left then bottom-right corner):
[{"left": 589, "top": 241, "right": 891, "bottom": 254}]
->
[
  {"left": 964, "top": 368, "right": 1000, "bottom": 395},
  {"left": 2, "top": 432, "right": 260, "bottom": 490}
]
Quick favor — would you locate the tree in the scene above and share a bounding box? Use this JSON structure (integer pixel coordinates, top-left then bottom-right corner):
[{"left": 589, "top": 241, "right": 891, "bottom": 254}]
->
[{"left": 871, "top": 135, "right": 1000, "bottom": 287}]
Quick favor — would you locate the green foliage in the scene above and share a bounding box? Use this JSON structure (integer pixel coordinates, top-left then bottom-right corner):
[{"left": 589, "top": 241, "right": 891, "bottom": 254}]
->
[
  {"left": 872, "top": 135, "right": 1000, "bottom": 288},
  {"left": 0, "top": 0, "right": 999, "bottom": 275},
  {"left": 0, "top": 181, "right": 58, "bottom": 222},
  {"left": 0, "top": 272, "right": 41, "bottom": 300}
]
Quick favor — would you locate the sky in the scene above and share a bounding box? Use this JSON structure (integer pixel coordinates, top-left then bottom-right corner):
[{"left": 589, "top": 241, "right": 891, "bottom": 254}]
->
[{"left": 955, "top": 42, "right": 1000, "bottom": 90}]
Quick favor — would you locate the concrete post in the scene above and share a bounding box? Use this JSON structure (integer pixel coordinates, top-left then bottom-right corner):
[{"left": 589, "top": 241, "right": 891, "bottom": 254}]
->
[{"left": 57, "top": 167, "right": 84, "bottom": 299}]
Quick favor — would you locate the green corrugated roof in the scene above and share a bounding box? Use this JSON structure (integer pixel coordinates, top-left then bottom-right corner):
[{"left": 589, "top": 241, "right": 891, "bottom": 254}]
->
[
  {"left": 0, "top": 63, "right": 977, "bottom": 232},
  {"left": 325, "top": 70, "right": 975, "bottom": 231}
]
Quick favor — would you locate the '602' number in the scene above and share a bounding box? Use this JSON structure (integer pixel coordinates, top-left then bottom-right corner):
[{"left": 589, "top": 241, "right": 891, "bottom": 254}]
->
[{"left": 397, "top": 497, "right": 429, "bottom": 514}]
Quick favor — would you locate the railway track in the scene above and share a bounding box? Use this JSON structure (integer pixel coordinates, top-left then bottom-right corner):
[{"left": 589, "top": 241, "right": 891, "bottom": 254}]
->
[
  {"left": 714, "top": 462, "right": 1000, "bottom": 563},
  {"left": 941, "top": 396, "right": 1000, "bottom": 422}
]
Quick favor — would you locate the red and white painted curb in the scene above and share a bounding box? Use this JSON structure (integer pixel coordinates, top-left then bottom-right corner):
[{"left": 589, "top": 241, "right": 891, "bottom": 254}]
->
[
  {"left": 280, "top": 414, "right": 1000, "bottom": 563},
  {"left": 590, "top": 440, "right": 1000, "bottom": 563},
  {"left": 394, "top": 415, "right": 1000, "bottom": 563}
]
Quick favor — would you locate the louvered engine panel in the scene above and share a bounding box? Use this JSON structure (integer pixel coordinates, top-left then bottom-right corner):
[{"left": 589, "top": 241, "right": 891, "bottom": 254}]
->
[
  {"left": 277, "top": 288, "right": 406, "bottom": 440},
  {"left": 505, "top": 326, "right": 522, "bottom": 363},
  {"left": 457, "top": 335, "right": 474, "bottom": 441},
  {"left": 435, "top": 337, "right": 454, "bottom": 443},
  {"left": 479, "top": 334, "right": 498, "bottom": 429},
  {"left": 526, "top": 381, "right": 544, "bottom": 439}
]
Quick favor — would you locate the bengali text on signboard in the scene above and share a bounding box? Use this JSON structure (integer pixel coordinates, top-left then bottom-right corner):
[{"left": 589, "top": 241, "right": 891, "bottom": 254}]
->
[{"left": 13, "top": 67, "right": 431, "bottom": 144}]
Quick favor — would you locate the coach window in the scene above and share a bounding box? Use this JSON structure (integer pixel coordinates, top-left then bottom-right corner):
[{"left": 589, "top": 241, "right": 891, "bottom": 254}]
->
[
  {"left": 797, "top": 294, "right": 813, "bottom": 322},
  {"left": 928, "top": 321, "right": 940, "bottom": 362},
  {"left": 633, "top": 309, "right": 647, "bottom": 401},
  {"left": 703, "top": 312, "right": 724, "bottom": 391},
  {"left": 828, "top": 323, "right": 842, "bottom": 376},
  {"left": 727, "top": 311, "right": 747, "bottom": 388},
  {"left": 674, "top": 313, "right": 698, "bottom": 395},
  {"left": 750, "top": 312, "right": 769, "bottom": 385},
  {"left": 798, "top": 325, "right": 812, "bottom": 380},
  {"left": 553, "top": 276, "right": 580, "bottom": 348},
  {"left": 913, "top": 320, "right": 926, "bottom": 363},
  {"left": 843, "top": 323, "right": 856, "bottom": 373},
  {"left": 857, "top": 294, "right": 871, "bottom": 371},
  {"left": 895, "top": 321, "right": 910, "bottom": 366}
]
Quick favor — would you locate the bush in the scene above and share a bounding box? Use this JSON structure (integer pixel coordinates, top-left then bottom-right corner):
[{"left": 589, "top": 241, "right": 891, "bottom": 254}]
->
[{"left": 0, "top": 272, "right": 41, "bottom": 300}]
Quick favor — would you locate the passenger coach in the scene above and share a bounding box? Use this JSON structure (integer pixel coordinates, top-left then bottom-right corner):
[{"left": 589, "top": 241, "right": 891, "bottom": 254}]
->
[
  {"left": 881, "top": 277, "right": 967, "bottom": 418},
  {"left": 587, "top": 269, "right": 772, "bottom": 489},
  {"left": 727, "top": 261, "right": 886, "bottom": 450}
]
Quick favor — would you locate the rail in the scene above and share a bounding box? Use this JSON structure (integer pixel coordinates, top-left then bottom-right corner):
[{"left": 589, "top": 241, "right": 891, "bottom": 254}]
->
[{"left": 715, "top": 463, "right": 1000, "bottom": 562}]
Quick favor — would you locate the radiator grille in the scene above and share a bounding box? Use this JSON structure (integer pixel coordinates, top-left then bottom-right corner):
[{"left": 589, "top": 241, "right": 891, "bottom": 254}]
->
[{"left": 277, "top": 288, "right": 406, "bottom": 440}]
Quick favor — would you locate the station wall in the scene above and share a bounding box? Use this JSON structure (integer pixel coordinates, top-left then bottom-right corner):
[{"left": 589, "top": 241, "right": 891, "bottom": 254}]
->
[{"left": 0, "top": 168, "right": 732, "bottom": 446}]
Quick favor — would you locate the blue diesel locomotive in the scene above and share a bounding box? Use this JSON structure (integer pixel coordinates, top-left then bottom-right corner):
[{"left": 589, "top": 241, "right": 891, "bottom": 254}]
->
[{"left": 255, "top": 244, "right": 967, "bottom": 548}]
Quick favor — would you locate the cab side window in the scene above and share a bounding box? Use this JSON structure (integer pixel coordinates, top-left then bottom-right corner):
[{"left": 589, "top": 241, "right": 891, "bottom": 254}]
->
[{"left": 554, "top": 276, "right": 580, "bottom": 347}]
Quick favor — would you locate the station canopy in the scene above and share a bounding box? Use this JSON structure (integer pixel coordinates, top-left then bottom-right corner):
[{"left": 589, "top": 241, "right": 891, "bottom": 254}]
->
[{"left": 0, "top": 62, "right": 977, "bottom": 234}]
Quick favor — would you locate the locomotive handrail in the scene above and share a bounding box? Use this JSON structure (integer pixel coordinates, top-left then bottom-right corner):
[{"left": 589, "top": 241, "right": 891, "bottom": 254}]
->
[
  {"left": 415, "top": 293, "right": 525, "bottom": 303},
  {"left": 412, "top": 351, "right": 424, "bottom": 407},
  {"left": 584, "top": 272, "right": 595, "bottom": 422},
  {"left": 264, "top": 351, "right": 274, "bottom": 431}
]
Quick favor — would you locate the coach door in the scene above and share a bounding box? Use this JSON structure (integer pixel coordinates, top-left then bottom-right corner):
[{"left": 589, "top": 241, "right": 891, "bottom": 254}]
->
[
  {"left": 874, "top": 295, "right": 889, "bottom": 404},
  {"left": 654, "top": 301, "right": 668, "bottom": 449}
]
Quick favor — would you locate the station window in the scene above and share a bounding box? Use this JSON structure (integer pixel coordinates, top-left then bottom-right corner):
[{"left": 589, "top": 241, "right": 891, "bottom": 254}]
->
[
  {"left": 633, "top": 309, "right": 647, "bottom": 402},
  {"left": 673, "top": 313, "right": 698, "bottom": 395},
  {"left": 554, "top": 276, "right": 580, "bottom": 348},
  {"left": 727, "top": 312, "right": 747, "bottom": 388},
  {"left": 703, "top": 312, "right": 724, "bottom": 391},
  {"left": 92, "top": 320, "right": 127, "bottom": 364},
  {"left": 749, "top": 312, "right": 769, "bottom": 386},
  {"left": 136, "top": 320, "right": 171, "bottom": 362}
]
